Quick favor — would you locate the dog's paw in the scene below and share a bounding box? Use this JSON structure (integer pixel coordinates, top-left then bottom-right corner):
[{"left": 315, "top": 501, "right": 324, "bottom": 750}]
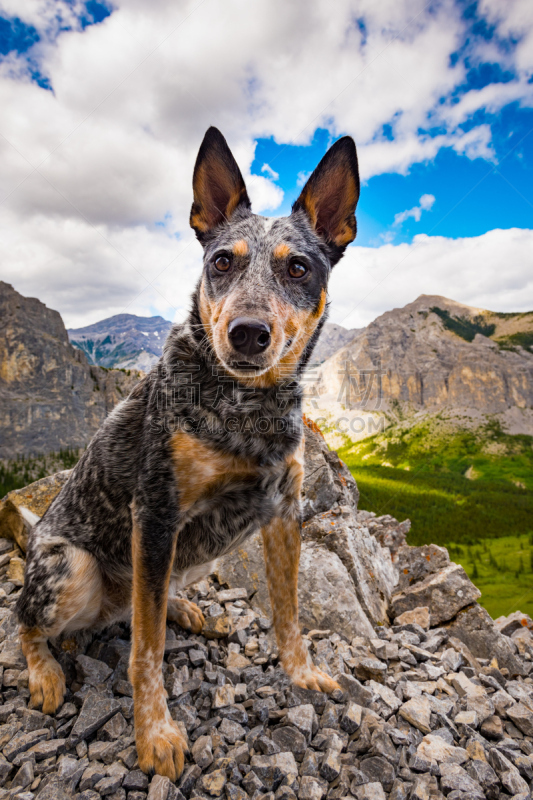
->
[
  {"left": 136, "top": 717, "right": 188, "bottom": 780},
  {"left": 167, "top": 597, "right": 205, "bottom": 634},
  {"left": 28, "top": 659, "right": 66, "bottom": 715},
  {"left": 290, "top": 664, "right": 340, "bottom": 694}
]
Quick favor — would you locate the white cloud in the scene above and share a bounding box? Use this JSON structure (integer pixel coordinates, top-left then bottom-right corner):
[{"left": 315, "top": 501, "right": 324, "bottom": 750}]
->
[
  {"left": 261, "top": 163, "right": 279, "bottom": 181},
  {"left": 328, "top": 228, "right": 533, "bottom": 330},
  {"left": 394, "top": 193, "right": 435, "bottom": 225},
  {"left": 0, "top": 0, "right": 532, "bottom": 327}
]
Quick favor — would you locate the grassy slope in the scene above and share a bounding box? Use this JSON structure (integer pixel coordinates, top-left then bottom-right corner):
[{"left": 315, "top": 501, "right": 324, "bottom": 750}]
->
[
  {"left": 338, "top": 415, "right": 533, "bottom": 618},
  {"left": 448, "top": 534, "right": 533, "bottom": 620}
]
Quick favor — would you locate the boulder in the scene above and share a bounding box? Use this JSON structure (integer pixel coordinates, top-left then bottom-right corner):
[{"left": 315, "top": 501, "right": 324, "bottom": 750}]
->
[
  {"left": 301, "top": 417, "right": 359, "bottom": 520},
  {"left": 395, "top": 544, "right": 450, "bottom": 591},
  {"left": 216, "top": 533, "right": 375, "bottom": 640},
  {"left": 0, "top": 470, "right": 71, "bottom": 552},
  {"left": 391, "top": 564, "right": 480, "bottom": 626},
  {"left": 303, "top": 507, "right": 396, "bottom": 627},
  {"left": 445, "top": 604, "right": 526, "bottom": 677}
]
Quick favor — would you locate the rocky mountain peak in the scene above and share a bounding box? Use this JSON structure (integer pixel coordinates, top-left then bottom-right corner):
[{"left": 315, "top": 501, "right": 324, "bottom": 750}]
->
[{"left": 0, "top": 283, "right": 141, "bottom": 458}]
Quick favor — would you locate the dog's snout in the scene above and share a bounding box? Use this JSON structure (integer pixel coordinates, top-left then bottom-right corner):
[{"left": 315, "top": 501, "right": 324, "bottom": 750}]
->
[{"left": 228, "top": 317, "right": 271, "bottom": 356}]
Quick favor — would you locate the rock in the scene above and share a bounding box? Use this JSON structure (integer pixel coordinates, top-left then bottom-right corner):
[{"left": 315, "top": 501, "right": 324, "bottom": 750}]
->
[
  {"left": 69, "top": 694, "right": 122, "bottom": 744},
  {"left": 446, "top": 604, "right": 526, "bottom": 677},
  {"left": 391, "top": 564, "right": 480, "bottom": 626},
  {"left": 337, "top": 673, "right": 373, "bottom": 706},
  {"left": 285, "top": 704, "right": 318, "bottom": 742},
  {"left": 271, "top": 726, "right": 307, "bottom": 758},
  {"left": 300, "top": 419, "right": 359, "bottom": 519},
  {"left": 251, "top": 752, "right": 298, "bottom": 787},
  {"left": 448, "top": 671, "right": 494, "bottom": 723},
  {"left": 495, "top": 610, "right": 533, "bottom": 637},
  {"left": 395, "top": 544, "right": 451, "bottom": 591},
  {"left": 416, "top": 735, "right": 468, "bottom": 765},
  {"left": 352, "top": 782, "right": 387, "bottom": 800},
  {"left": 506, "top": 702, "right": 533, "bottom": 736},
  {"left": 198, "top": 769, "right": 226, "bottom": 796},
  {"left": 7, "top": 557, "right": 25, "bottom": 585},
  {"left": 358, "top": 756, "right": 395, "bottom": 791},
  {"left": 340, "top": 701, "right": 363, "bottom": 733},
  {"left": 303, "top": 507, "right": 397, "bottom": 627},
  {"left": 212, "top": 685, "right": 235, "bottom": 709},
  {"left": 439, "top": 763, "right": 485, "bottom": 798},
  {"left": 298, "top": 775, "right": 328, "bottom": 800},
  {"left": 76, "top": 654, "right": 113, "bottom": 686},
  {"left": 319, "top": 747, "right": 341, "bottom": 781},
  {"left": 202, "top": 615, "right": 231, "bottom": 639},
  {"left": 148, "top": 774, "right": 174, "bottom": 800},
  {"left": 395, "top": 607, "right": 430, "bottom": 630},
  {"left": 399, "top": 697, "right": 432, "bottom": 734}
]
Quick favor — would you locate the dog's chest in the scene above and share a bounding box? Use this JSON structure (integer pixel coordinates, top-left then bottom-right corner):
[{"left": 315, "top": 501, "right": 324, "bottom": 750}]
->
[{"left": 170, "top": 430, "right": 298, "bottom": 568}]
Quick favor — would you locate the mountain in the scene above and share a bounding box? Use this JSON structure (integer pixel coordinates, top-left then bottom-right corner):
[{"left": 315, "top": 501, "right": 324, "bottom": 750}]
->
[
  {"left": 68, "top": 314, "right": 173, "bottom": 371},
  {"left": 0, "top": 283, "right": 141, "bottom": 458},
  {"left": 304, "top": 294, "right": 533, "bottom": 446},
  {"left": 310, "top": 321, "right": 361, "bottom": 365}
]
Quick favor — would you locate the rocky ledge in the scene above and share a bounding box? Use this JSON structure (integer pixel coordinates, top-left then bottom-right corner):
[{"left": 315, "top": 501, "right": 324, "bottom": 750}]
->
[{"left": 0, "top": 424, "right": 532, "bottom": 799}]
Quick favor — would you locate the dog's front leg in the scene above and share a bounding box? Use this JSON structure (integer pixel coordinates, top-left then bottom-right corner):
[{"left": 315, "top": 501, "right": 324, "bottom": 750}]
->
[
  {"left": 261, "top": 513, "right": 340, "bottom": 693},
  {"left": 130, "top": 506, "right": 187, "bottom": 780}
]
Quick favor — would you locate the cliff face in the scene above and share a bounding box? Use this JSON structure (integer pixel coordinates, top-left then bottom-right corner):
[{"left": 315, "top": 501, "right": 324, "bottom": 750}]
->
[
  {"left": 0, "top": 282, "right": 141, "bottom": 457},
  {"left": 305, "top": 295, "right": 533, "bottom": 434}
]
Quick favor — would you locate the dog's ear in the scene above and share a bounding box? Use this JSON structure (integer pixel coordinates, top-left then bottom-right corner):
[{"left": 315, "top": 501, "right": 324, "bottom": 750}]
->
[
  {"left": 292, "top": 136, "right": 359, "bottom": 257},
  {"left": 190, "top": 127, "right": 251, "bottom": 239}
]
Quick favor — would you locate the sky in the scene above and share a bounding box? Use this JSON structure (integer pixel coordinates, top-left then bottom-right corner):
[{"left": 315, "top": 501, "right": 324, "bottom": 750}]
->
[{"left": 0, "top": 0, "right": 532, "bottom": 330}]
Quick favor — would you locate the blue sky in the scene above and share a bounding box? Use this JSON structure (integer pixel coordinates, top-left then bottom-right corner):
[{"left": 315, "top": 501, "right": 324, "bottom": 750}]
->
[{"left": 0, "top": 0, "right": 532, "bottom": 328}]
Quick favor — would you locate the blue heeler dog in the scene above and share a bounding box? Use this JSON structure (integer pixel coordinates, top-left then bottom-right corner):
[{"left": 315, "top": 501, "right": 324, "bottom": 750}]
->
[{"left": 16, "top": 127, "right": 360, "bottom": 779}]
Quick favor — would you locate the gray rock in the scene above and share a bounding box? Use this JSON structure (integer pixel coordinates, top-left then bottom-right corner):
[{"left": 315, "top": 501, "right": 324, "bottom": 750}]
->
[
  {"left": 507, "top": 702, "right": 533, "bottom": 736},
  {"left": 298, "top": 775, "right": 328, "bottom": 800},
  {"left": 271, "top": 726, "right": 307, "bottom": 759},
  {"left": 439, "top": 764, "right": 485, "bottom": 798},
  {"left": 445, "top": 604, "right": 526, "bottom": 677},
  {"left": 319, "top": 747, "right": 341, "bottom": 781},
  {"left": 285, "top": 704, "right": 318, "bottom": 742},
  {"left": 300, "top": 421, "right": 359, "bottom": 519},
  {"left": 76, "top": 654, "right": 113, "bottom": 687},
  {"left": 398, "top": 697, "right": 432, "bottom": 734},
  {"left": 391, "top": 564, "right": 480, "bottom": 626},
  {"left": 395, "top": 545, "right": 450, "bottom": 591},
  {"left": 69, "top": 694, "right": 122, "bottom": 745},
  {"left": 353, "top": 782, "right": 387, "bottom": 800}
]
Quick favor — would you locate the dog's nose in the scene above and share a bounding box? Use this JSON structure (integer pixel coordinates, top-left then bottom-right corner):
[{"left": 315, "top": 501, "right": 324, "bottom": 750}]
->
[{"left": 228, "top": 317, "right": 271, "bottom": 356}]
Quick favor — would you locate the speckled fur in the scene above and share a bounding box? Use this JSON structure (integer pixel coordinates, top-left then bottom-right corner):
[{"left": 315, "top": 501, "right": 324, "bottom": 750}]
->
[{"left": 16, "top": 127, "right": 359, "bottom": 779}]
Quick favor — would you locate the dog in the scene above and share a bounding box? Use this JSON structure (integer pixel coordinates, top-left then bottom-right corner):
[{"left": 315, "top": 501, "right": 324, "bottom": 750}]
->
[{"left": 16, "top": 127, "right": 360, "bottom": 780}]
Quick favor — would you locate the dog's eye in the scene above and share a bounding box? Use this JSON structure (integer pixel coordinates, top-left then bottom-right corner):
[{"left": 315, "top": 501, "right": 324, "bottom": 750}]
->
[
  {"left": 214, "top": 255, "right": 231, "bottom": 272},
  {"left": 288, "top": 262, "right": 308, "bottom": 279}
]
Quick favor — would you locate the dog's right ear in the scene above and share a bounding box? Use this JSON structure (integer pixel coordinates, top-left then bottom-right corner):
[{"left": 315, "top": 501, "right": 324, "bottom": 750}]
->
[{"left": 190, "top": 127, "right": 251, "bottom": 240}]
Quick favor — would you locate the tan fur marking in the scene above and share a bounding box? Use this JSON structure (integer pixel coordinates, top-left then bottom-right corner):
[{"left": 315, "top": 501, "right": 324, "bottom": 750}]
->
[
  {"left": 261, "top": 439, "right": 339, "bottom": 693},
  {"left": 56, "top": 548, "right": 103, "bottom": 631},
  {"left": 273, "top": 242, "right": 291, "bottom": 259},
  {"left": 21, "top": 626, "right": 66, "bottom": 714},
  {"left": 167, "top": 597, "right": 205, "bottom": 633},
  {"left": 233, "top": 239, "right": 248, "bottom": 257},
  {"left": 130, "top": 510, "right": 187, "bottom": 780},
  {"left": 171, "top": 431, "right": 254, "bottom": 512}
]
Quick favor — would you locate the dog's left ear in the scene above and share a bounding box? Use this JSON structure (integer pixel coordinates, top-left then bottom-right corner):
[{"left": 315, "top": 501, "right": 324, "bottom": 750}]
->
[
  {"left": 190, "top": 127, "right": 251, "bottom": 240},
  {"left": 292, "top": 136, "right": 359, "bottom": 259}
]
